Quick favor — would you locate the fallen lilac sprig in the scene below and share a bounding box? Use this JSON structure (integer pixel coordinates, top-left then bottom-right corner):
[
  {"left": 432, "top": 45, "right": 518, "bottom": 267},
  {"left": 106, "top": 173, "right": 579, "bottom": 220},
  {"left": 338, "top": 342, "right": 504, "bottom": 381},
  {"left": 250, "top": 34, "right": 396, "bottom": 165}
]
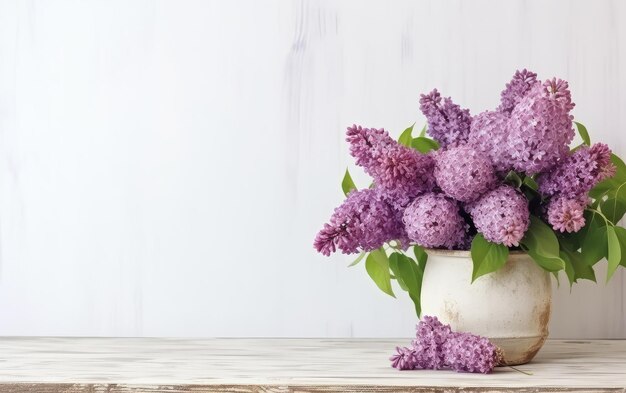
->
[{"left": 390, "top": 316, "right": 503, "bottom": 374}]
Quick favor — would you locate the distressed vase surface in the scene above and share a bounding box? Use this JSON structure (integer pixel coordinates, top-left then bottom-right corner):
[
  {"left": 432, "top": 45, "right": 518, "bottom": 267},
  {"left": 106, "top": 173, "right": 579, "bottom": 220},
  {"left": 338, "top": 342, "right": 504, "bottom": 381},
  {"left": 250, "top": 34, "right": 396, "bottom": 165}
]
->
[{"left": 420, "top": 250, "right": 552, "bottom": 366}]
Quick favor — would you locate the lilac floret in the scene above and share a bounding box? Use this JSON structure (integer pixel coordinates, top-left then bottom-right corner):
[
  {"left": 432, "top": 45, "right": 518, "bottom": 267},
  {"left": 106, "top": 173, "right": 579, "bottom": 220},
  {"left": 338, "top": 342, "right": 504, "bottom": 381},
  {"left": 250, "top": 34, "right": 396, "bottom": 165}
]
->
[
  {"left": 402, "top": 193, "right": 469, "bottom": 250},
  {"left": 442, "top": 332, "right": 504, "bottom": 373},
  {"left": 374, "top": 147, "right": 436, "bottom": 209},
  {"left": 313, "top": 188, "right": 403, "bottom": 255},
  {"left": 506, "top": 80, "right": 575, "bottom": 174},
  {"left": 419, "top": 89, "right": 472, "bottom": 148},
  {"left": 468, "top": 110, "right": 512, "bottom": 174},
  {"left": 471, "top": 77, "right": 576, "bottom": 175},
  {"left": 468, "top": 185, "right": 530, "bottom": 247},
  {"left": 346, "top": 124, "right": 396, "bottom": 171},
  {"left": 544, "top": 77, "right": 575, "bottom": 112},
  {"left": 497, "top": 69, "right": 540, "bottom": 113},
  {"left": 389, "top": 346, "right": 418, "bottom": 370},
  {"left": 391, "top": 316, "right": 503, "bottom": 373},
  {"left": 434, "top": 145, "right": 497, "bottom": 203},
  {"left": 411, "top": 315, "right": 453, "bottom": 369},
  {"left": 546, "top": 195, "right": 588, "bottom": 233},
  {"left": 538, "top": 143, "right": 616, "bottom": 198},
  {"left": 346, "top": 125, "right": 435, "bottom": 209}
]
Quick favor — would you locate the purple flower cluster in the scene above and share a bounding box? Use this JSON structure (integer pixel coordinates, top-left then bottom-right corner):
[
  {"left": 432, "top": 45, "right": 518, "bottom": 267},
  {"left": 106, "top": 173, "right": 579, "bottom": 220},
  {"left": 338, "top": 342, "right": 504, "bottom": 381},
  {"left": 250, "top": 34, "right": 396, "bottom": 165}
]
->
[
  {"left": 441, "top": 331, "right": 505, "bottom": 373},
  {"left": 390, "top": 316, "right": 503, "bottom": 373},
  {"left": 313, "top": 188, "right": 402, "bottom": 256},
  {"left": 537, "top": 143, "right": 615, "bottom": 233},
  {"left": 497, "top": 69, "right": 539, "bottom": 114},
  {"left": 314, "top": 70, "right": 615, "bottom": 255},
  {"left": 506, "top": 80, "right": 575, "bottom": 174},
  {"left": 538, "top": 143, "right": 615, "bottom": 198},
  {"left": 419, "top": 89, "right": 472, "bottom": 148},
  {"left": 469, "top": 73, "right": 576, "bottom": 175},
  {"left": 347, "top": 125, "right": 435, "bottom": 209},
  {"left": 546, "top": 195, "right": 588, "bottom": 233},
  {"left": 467, "top": 186, "right": 530, "bottom": 247},
  {"left": 434, "top": 145, "right": 497, "bottom": 202},
  {"left": 403, "top": 193, "right": 469, "bottom": 249},
  {"left": 315, "top": 126, "right": 437, "bottom": 255},
  {"left": 345, "top": 125, "right": 396, "bottom": 170},
  {"left": 468, "top": 110, "right": 511, "bottom": 173}
]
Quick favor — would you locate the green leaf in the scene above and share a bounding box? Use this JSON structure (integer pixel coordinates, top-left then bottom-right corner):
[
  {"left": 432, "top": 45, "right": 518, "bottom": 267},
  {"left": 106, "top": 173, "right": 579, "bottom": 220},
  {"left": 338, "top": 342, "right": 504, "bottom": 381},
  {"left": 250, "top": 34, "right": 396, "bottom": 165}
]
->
[
  {"left": 601, "top": 197, "right": 626, "bottom": 224},
  {"left": 470, "top": 234, "right": 509, "bottom": 282},
  {"left": 365, "top": 249, "right": 395, "bottom": 297},
  {"left": 418, "top": 124, "right": 427, "bottom": 137},
  {"left": 395, "top": 255, "right": 425, "bottom": 317},
  {"left": 520, "top": 215, "right": 566, "bottom": 271},
  {"left": 566, "top": 248, "right": 596, "bottom": 282},
  {"left": 581, "top": 220, "right": 608, "bottom": 266},
  {"left": 606, "top": 226, "right": 622, "bottom": 282},
  {"left": 411, "top": 137, "right": 439, "bottom": 153},
  {"left": 590, "top": 178, "right": 619, "bottom": 200},
  {"left": 525, "top": 249, "right": 566, "bottom": 272},
  {"left": 559, "top": 251, "right": 576, "bottom": 286},
  {"left": 504, "top": 171, "right": 523, "bottom": 188},
  {"left": 413, "top": 245, "right": 428, "bottom": 272},
  {"left": 388, "top": 253, "right": 408, "bottom": 290},
  {"left": 341, "top": 168, "right": 357, "bottom": 196},
  {"left": 522, "top": 176, "right": 539, "bottom": 191},
  {"left": 613, "top": 226, "right": 626, "bottom": 268},
  {"left": 574, "top": 121, "right": 591, "bottom": 146},
  {"left": 522, "top": 216, "right": 560, "bottom": 256},
  {"left": 614, "top": 181, "right": 626, "bottom": 203},
  {"left": 348, "top": 251, "right": 366, "bottom": 267},
  {"left": 559, "top": 232, "right": 580, "bottom": 253},
  {"left": 398, "top": 124, "right": 415, "bottom": 147}
]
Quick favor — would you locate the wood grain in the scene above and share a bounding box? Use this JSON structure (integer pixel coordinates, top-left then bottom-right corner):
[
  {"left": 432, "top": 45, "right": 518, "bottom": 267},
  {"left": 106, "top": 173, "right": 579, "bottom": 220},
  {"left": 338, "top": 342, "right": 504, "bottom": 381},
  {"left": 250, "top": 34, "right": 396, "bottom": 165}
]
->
[{"left": 0, "top": 338, "right": 624, "bottom": 392}]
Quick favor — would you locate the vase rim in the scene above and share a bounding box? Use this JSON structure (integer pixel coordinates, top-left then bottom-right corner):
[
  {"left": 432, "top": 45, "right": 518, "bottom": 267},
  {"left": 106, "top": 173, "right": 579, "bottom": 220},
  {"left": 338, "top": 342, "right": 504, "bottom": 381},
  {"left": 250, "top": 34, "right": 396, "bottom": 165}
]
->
[{"left": 424, "top": 248, "right": 527, "bottom": 258}]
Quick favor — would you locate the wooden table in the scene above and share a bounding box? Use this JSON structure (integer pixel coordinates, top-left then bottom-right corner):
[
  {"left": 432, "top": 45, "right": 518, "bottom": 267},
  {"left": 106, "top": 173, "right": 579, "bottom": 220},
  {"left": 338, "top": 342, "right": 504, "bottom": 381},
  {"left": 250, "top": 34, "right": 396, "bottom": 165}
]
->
[{"left": 0, "top": 338, "right": 624, "bottom": 392}]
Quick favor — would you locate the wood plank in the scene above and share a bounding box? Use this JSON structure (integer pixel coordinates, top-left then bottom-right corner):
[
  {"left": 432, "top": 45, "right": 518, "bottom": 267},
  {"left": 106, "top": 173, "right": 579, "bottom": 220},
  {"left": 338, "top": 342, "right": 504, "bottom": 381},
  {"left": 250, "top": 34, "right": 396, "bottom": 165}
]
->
[{"left": 0, "top": 338, "right": 624, "bottom": 392}]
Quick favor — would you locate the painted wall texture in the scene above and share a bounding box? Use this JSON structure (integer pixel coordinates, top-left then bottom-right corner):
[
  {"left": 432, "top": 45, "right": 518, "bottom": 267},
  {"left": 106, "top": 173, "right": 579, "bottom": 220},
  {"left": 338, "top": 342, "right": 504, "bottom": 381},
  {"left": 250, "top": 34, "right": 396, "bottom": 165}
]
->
[{"left": 0, "top": 0, "right": 624, "bottom": 338}]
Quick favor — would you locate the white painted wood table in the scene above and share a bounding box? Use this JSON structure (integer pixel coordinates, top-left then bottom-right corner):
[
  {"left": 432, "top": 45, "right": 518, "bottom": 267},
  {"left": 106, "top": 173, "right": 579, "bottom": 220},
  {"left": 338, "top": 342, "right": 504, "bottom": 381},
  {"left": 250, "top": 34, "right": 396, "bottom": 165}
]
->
[{"left": 0, "top": 338, "right": 624, "bottom": 392}]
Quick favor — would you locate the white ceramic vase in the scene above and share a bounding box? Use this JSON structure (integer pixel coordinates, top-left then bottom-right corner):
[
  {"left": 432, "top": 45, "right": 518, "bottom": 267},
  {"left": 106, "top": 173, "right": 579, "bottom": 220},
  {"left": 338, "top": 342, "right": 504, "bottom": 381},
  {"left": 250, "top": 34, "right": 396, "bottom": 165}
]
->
[{"left": 420, "top": 249, "right": 552, "bottom": 365}]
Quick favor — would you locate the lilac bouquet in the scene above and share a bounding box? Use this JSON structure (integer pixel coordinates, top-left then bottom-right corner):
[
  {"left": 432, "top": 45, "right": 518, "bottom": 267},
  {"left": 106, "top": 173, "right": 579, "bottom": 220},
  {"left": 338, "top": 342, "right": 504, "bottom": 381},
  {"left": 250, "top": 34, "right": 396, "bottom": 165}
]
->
[
  {"left": 390, "top": 316, "right": 503, "bottom": 373},
  {"left": 314, "top": 70, "right": 626, "bottom": 316}
]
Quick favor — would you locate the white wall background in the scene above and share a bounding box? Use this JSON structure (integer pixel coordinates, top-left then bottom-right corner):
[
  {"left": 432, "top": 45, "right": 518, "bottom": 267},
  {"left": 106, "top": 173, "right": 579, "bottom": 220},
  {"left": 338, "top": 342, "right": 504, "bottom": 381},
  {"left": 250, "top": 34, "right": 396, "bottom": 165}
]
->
[{"left": 0, "top": 0, "right": 625, "bottom": 338}]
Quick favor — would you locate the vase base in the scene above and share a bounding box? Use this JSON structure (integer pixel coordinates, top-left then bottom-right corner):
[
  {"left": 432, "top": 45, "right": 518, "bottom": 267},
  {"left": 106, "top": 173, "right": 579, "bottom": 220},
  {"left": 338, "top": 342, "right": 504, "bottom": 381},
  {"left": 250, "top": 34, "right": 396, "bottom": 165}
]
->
[{"left": 490, "top": 335, "right": 548, "bottom": 366}]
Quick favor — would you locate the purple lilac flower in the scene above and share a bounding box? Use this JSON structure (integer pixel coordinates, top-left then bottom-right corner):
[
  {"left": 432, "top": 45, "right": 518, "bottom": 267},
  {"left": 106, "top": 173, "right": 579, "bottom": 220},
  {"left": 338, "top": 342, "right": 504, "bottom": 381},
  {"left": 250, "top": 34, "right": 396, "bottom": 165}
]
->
[
  {"left": 497, "top": 69, "right": 539, "bottom": 113},
  {"left": 390, "top": 346, "right": 418, "bottom": 370},
  {"left": 468, "top": 110, "right": 512, "bottom": 174},
  {"left": 346, "top": 125, "right": 435, "bottom": 209},
  {"left": 345, "top": 125, "right": 396, "bottom": 171},
  {"left": 313, "top": 189, "right": 402, "bottom": 256},
  {"left": 546, "top": 195, "right": 588, "bottom": 233},
  {"left": 411, "top": 315, "right": 453, "bottom": 369},
  {"left": 544, "top": 77, "right": 575, "bottom": 112},
  {"left": 390, "top": 316, "right": 452, "bottom": 371},
  {"left": 434, "top": 145, "right": 497, "bottom": 203},
  {"left": 390, "top": 316, "right": 502, "bottom": 373},
  {"left": 419, "top": 89, "right": 472, "bottom": 148},
  {"left": 506, "top": 80, "right": 576, "bottom": 174},
  {"left": 375, "top": 148, "right": 436, "bottom": 209},
  {"left": 538, "top": 143, "right": 616, "bottom": 198},
  {"left": 467, "top": 185, "right": 530, "bottom": 247},
  {"left": 402, "top": 193, "right": 469, "bottom": 249},
  {"left": 442, "top": 332, "right": 504, "bottom": 374}
]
